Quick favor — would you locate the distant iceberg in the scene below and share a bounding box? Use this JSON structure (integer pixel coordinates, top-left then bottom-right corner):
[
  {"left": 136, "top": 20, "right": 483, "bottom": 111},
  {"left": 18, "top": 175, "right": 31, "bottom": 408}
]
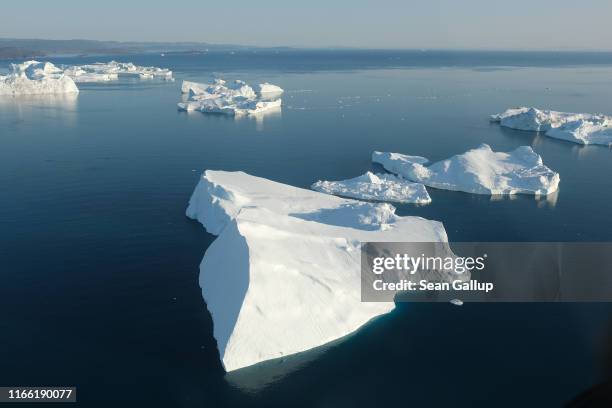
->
[
  {"left": 63, "top": 61, "right": 173, "bottom": 83},
  {"left": 373, "top": 144, "right": 560, "bottom": 195},
  {"left": 311, "top": 171, "right": 431, "bottom": 204},
  {"left": 491, "top": 107, "right": 612, "bottom": 146},
  {"left": 187, "top": 170, "right": 453, "bottom": 371},
  {"left": 0, "top": 61, "right": 79, "bottom": 95},
  {"left": 178, "top": 79, "right": 283, "bottom": 116}
]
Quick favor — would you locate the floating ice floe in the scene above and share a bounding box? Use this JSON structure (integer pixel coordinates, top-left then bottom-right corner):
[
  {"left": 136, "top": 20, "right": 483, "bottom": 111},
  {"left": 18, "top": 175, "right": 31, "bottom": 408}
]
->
[
  {"left": 373, "top": 144, "right": 560, "bottom": 195},
  {"left": 186, "top": 170, "right": 455, "bottom": 371},
  {"left": 62, "top": 61, "right": 173, "bottom": 83},
  {"left": 491, "top": 107, "right": 612, "bottom": 146},
  {"left": 178, "top": 79, "right": 283, "bottom": 116},
  {"left": 0, "top": 61, "right": 79, "bottom": 95},
  {"left": 311, "top": 171, "right": 431, "bottom": 204}
]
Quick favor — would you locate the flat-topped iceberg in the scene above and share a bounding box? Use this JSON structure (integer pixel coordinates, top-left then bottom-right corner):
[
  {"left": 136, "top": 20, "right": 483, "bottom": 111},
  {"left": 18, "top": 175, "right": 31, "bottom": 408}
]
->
[
  {"left": 178, "top": 79, "right": 283, "bottom": 116},
  {"left": 0, "top": 61, "right": 79, "bottom": 95},
  {"left": 63, "top": 61, "right": 173, "bottom": 83},
  {"left": 187, "top": 170, "right": 453, "bottom": 371},
  {"left": 491, "top": 107, "right": 612, "bottom": 146},
  {"left": 373, "top": 144, "right": 560, "bottom": 195},
  {"left": 311, "top": 171, "right": 431, "bottom": 204}
]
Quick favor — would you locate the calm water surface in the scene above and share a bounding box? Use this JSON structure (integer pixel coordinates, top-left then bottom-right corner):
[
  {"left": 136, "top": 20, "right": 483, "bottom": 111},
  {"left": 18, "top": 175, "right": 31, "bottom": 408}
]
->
[{"left": 1, "top": 51, "right": 612, "bottom": 407}]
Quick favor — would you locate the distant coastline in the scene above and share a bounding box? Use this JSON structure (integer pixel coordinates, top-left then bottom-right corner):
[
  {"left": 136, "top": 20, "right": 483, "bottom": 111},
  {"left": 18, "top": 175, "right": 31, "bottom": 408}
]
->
[
  {"left": 3, "top": 38, "right": 612, "bottom": 61},
  {"left": 0, "top": 38, "right": 293, "bottom": 60}
]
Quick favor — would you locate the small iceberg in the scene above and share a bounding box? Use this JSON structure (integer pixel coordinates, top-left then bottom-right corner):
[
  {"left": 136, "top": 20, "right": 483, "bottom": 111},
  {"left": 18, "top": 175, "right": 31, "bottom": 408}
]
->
[
  {"left": 311, "top": 171, "right": 431, "bottom": 204},
  {"left": 178, "top": 79, "right": 283, "bottom": 116},
  {"left": 0, "top": 61, "right": 79, "bottom": 95},
  {"left": 373, "top": 144, "right": 560, "bottom": 195},
  {"left": 187, "top": 170, "right": 453, "bottom": 371},
  {"left": 491, "top": 107, "right": 612, "bottom": 146}
]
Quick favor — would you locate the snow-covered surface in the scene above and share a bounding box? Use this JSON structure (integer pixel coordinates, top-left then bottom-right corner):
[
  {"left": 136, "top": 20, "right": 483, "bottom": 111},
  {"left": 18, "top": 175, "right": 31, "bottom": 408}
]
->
[
  {"left": 187, "top": 170, "right": 452, "bottom": 371},
  {"left": 178, "top": 79, "right": 283, "bottom": 116},
  {"left": 373, "top": 144, "right": 560, "bottom": 195},
  {"left": 311, "top": 171, "right": 431, "bottom": 204},
  {"left": 0, "top": 61, "right": 79, "bottom": 95},
  {"left": 491, "top": 107, "right": 612, "bottom": 146},
  {"left": 63, "top": 61, "right": 173, "bottom": 82}
]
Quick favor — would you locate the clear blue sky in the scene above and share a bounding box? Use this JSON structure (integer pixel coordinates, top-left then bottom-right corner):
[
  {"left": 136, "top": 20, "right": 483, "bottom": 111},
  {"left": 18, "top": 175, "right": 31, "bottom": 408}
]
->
[{"left": 1, "top": 0, "right": 611, "bottom": 50}]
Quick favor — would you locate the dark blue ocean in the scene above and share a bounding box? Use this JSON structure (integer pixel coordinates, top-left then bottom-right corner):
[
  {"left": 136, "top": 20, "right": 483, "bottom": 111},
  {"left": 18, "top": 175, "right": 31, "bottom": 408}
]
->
[{"left": 1, "top": 50, "right": 612, "bottom": 407}]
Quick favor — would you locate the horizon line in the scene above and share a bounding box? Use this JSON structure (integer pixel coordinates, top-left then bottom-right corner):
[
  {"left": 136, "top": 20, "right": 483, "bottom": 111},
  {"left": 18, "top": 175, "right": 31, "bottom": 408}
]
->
[{"left": 2, "top": 37, "right": 612, "bottom": 53}]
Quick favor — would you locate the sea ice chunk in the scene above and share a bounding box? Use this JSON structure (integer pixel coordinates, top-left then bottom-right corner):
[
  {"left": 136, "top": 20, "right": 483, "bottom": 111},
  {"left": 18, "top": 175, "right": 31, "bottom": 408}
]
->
[
  {"left": 187, "top": 170, "right": 455, "bottom": 371},
  {"left": 178, "top": 79, "right": 283, "bottom": 116},
  {"left": 0, "top": 61, "right": 79, "bottom": 95},
  {"left": 311, "top": 171, "right": 431, "bottom": 204},
  {"left": 491, "top": 107, "right": 612, "bottom": 146},
  {"left": 373, "top": 144, "right": 560, "bottom": 195}
]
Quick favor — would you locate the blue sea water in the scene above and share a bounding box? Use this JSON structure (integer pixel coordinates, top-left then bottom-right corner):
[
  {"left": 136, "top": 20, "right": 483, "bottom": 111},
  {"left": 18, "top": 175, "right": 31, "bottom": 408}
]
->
[{"left": 1, "top": 50, "right": 612, "bottom": 407}]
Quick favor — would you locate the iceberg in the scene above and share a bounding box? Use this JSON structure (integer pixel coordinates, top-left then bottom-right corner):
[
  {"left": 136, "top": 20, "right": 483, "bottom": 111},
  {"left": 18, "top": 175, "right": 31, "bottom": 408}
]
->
[
  {"left": 311, "top": 171, "right": 431, "bottom": 204},
  {"left": 0, "top": 60, "right": 173, "bottom": 92},
  {"left": 62, "top": 66, "right": 118, "bottom": 83},
  {"left": 178, "top": 79, "right": 283, "bottom": 116},
  {"left": 187, "top": 170, "right": 453, "bottom": 371},
  {"left": 0, "top": 61, "right": 79, "bottom": 95},
  {"left": 491, "top": 107, "right": 612, "bottom": 146},
  {"left": 373, "top": 144, "right": 560, "bottom": 195},
  {"left": 63, "top": 61, "right": 173, "bottom": 83}
]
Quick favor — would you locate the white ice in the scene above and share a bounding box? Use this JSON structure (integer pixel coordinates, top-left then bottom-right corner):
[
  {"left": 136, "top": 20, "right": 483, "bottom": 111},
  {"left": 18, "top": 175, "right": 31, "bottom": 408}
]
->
[
  {"left": 311, "top": 171, "right": 431, "bottom": 204},
  {"left": 178, "top": 79, "right": 283, "bottom": 116},
  {"left": 63, "top": 61, "right": 173, "bottom": 82},
  {"left": 373, "top": 144, "right": 560, "bottom": 195},
  {"left": 0, "top": 61, "right": 79, "bottom": 95},
  {"left": 187, "top": 170, "right": 453, "bottom": 371},
  {"left": 491, "top": 107, "right": 612, "bottom": 146}
]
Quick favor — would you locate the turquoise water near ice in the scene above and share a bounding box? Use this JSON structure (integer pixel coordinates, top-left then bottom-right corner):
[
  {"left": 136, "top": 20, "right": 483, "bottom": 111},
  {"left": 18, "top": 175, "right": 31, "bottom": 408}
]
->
[{"left": 1, "top": 50, "right": 612, "bottom": 407}]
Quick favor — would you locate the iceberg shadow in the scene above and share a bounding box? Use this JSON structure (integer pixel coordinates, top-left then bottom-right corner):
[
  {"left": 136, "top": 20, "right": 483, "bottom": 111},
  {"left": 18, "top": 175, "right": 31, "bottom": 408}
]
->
[
  {"left": 290, "top": 203, "right": 390, "bottom": 231},
  {"left": 224, "top": 310, "right": 389, "bottom": 393},
  {"left": 200, "top": 220, "right": 250, "bottom": 366}
]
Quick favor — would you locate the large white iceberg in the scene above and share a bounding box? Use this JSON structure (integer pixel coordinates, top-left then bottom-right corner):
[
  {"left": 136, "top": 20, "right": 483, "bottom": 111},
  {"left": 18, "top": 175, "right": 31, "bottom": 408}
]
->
[
  {"left": 373, "top": 144, "right": 560, "bottom": 195},
  {"left": 178, "top": 79, "right": 283, "bottom": 116},
  {"left": 63, "top": 61, "right": 173, "bottom": 83},
  {"left": 311, "top": 171, "right": 431, "bottom": 204},
  {"left": 491, "top": 107, "right": 612, "bottom": 146},
  {"left": 187, "top": 170, "right": 452, "bottom": 371},
  {"left": 0, "top": 61, "right": 79, "bottom": 95}
]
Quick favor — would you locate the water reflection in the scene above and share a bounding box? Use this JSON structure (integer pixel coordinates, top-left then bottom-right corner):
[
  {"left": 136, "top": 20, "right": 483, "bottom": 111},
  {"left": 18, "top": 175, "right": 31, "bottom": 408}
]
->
[
  {"left": 570, "top": 143, "right": 609, "bottom": 160},
  {"left": 488, "top": 190, "right": 559, "bottom": 208},
  {"left": 537, "top": 189, "right": 559, "bottom": 208},
  {"left": 0, "top": 93, "right": 78, "bottom": 126},
  {"left": 251, "top": 106, "right": 282, "bottom": 131}
]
